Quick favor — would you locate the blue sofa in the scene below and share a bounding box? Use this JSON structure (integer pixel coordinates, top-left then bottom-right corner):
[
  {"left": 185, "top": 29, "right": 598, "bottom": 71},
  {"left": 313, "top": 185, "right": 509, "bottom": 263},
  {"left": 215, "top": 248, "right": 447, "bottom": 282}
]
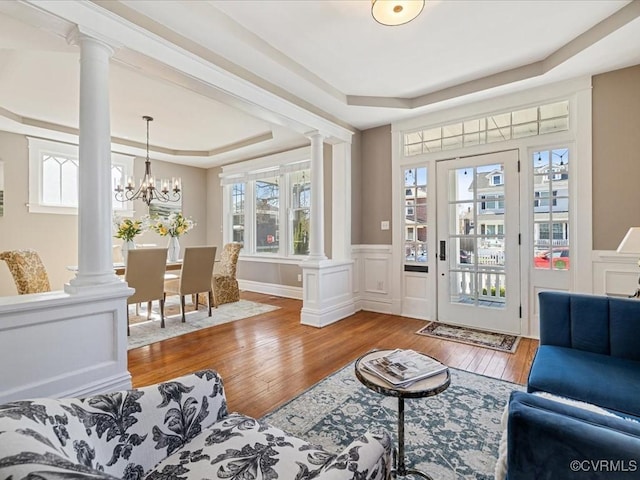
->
[{"left": 506, "top": 291, "right": 640, "bottom": 480}]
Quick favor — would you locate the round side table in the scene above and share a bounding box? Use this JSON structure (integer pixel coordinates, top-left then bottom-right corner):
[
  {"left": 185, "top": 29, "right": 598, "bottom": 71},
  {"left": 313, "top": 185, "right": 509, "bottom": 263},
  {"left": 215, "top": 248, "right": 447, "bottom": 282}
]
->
[{"left": 355, "top": 349, "right": 451, "bottom": 479}]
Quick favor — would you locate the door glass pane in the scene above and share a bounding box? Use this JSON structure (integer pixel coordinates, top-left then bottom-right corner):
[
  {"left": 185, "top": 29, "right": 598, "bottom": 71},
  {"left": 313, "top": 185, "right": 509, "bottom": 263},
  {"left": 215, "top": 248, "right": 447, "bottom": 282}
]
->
[{"left": 448, "top": 163, "right": 506, "bottom": 308}]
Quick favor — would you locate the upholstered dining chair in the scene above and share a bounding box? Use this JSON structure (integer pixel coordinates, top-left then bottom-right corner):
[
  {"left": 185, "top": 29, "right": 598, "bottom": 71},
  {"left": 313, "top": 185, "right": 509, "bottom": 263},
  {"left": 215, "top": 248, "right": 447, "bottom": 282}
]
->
[
  {"left": 124, "top": 248, "right": 168, "bottom": 336},
  {"left": 212, "top": 242, "right": 243, "bottom": 307},
  {"left": 164, "top": 246, "right": 217, "bottom": 323},
  {"left": 0, "top": 249, "right": 51, "bottom": 295}
]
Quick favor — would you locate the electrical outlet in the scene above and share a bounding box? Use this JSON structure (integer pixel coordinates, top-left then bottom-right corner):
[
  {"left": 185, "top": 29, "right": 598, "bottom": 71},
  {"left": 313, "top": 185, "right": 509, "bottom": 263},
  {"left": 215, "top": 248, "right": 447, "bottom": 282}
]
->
[
  {"left": 381, "top": 220, "right": 390, "bottom": 230},
  {"left": 297, "top": 274, "right": 302, "bottom": 282}
]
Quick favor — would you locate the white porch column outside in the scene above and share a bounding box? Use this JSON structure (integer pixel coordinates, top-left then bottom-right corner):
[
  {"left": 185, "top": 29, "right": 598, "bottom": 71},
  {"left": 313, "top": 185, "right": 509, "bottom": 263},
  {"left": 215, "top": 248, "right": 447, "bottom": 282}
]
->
[
  {"left": 66, "top": 31, "right": 123, "bottom": 293},
  {"left": 306, "top": 131, "right": 327, "bottom": 261}
]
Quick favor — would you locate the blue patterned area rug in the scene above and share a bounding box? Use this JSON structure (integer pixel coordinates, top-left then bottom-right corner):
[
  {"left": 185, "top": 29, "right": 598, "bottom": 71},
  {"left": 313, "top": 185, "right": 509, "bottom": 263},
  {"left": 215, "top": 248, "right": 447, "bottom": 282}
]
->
[{"left": 263, "top": 362, "right": 523, "bottom": 479}]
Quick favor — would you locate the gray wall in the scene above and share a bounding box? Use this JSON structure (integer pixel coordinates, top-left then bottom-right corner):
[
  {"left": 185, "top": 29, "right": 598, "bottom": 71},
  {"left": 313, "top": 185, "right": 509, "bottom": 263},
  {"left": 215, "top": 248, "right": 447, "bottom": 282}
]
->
[
  {"left": 592, "top": 64, "right": 640, "bottom": 250},
  {"left": 361, "top": 124, "right": 392, "bottom": 244},
  {"left": 351, "top": 131, "right": 362, "bottom": 245},
  {"left": 0, "top": 130, "right": 208, "bottom": 296}
]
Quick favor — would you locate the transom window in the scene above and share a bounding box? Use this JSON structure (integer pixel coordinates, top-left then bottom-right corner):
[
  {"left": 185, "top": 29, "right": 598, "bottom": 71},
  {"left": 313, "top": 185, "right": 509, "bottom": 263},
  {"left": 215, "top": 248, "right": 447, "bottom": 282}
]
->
[{"left": 404, "top": 100, "right": 569, "bottom": 156}]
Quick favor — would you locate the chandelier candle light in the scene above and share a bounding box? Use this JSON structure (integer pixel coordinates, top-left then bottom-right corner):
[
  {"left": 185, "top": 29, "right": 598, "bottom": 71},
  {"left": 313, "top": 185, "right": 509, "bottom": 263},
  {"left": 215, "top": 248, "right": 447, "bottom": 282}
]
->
[{"left": 114, "top": 115, "right": 182, "bottom": 206}]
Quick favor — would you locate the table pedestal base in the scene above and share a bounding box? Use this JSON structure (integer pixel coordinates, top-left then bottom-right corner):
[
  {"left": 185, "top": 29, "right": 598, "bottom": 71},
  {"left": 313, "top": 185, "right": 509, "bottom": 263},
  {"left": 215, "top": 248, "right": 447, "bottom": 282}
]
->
[{"left": 392, "top": 397, "right": 433, "bottom": 479}]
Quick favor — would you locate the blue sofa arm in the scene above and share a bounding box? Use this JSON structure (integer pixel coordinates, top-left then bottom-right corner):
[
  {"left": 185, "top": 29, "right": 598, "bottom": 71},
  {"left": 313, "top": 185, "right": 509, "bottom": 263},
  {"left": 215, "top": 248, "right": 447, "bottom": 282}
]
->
[
  {"left": 538, "top": 291, "right": 640, "bottom": 360},
  {"left": 506, "top": 391, "right": 640, "bottom": 480}
]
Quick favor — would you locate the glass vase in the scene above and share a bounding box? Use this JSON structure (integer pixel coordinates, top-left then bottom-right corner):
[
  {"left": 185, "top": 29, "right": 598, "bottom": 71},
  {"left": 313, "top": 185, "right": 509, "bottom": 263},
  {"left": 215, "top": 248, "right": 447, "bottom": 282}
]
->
[
  {"left": 122, "top": 240, "right": 136, "bottom": 265},
  {"left": 168, "top": 236, "right": 180, "bottom": 262}
]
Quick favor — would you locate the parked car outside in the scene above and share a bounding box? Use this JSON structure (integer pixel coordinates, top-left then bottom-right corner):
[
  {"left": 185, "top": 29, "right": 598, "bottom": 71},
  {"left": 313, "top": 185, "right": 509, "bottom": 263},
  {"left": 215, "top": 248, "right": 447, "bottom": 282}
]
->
[{"left": 534, "top": 249, "right": 570, "bottom": 269}]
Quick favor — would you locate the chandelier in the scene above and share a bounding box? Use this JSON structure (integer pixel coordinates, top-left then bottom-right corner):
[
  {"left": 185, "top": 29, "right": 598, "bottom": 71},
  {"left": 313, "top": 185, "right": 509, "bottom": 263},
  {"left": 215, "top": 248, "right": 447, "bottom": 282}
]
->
[{"left": 114, "top": 115, "right": 181, "bottom": 206}]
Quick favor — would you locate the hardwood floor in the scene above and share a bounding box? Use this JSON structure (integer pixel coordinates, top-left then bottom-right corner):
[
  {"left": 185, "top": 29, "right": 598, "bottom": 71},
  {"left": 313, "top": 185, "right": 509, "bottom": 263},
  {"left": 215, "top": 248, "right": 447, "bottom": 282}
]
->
[{"left": 128, "top": 292, "right": 538, "bottom": 419}]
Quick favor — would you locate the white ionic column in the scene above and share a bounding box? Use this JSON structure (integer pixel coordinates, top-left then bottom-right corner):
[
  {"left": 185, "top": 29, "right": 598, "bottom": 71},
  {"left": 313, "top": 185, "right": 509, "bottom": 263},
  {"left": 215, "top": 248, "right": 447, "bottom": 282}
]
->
[
  {"left": 66, "top": 31, "right": 123, "bottom": 293},
  {"left": 306, "top": 131, "right": 327, "bottom": 261}
]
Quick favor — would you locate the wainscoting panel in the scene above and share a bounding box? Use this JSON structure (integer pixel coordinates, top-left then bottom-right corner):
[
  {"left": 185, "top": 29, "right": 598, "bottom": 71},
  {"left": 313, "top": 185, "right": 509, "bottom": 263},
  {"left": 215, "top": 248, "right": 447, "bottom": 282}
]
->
[
  {"left": 0, "top": 289, "right": 131, "bottom": 403},
  {"left": 593, "top": 251, "right": 639, "bottom": 297},
  {"left": 352, "top": 245, "right": 393, "bottom": 314}
]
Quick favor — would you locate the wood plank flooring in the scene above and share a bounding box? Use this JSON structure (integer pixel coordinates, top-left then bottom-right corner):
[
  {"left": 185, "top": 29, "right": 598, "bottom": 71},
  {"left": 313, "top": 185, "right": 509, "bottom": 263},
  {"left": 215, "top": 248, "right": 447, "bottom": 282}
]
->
[{"left": 128, "top": 292, "right": 538, "bottom": 419}]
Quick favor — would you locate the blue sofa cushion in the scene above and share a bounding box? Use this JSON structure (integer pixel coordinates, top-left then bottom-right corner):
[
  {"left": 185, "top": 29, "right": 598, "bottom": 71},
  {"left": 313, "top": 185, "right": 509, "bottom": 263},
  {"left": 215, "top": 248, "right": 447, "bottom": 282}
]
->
[
  {"left": 538, "top": 292, "right": 640, "bottom": 360},
  {"left": 528, "top": 345, "right": 640, "bottom": 418},
  {"left": 506, "top": 391, "right": 640, "bottom": 480}
]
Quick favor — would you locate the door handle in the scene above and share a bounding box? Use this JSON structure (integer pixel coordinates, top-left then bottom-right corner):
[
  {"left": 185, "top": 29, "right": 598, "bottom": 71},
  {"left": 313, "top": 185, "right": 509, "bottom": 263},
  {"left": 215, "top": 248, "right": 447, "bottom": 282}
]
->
[{"left": 439, "top": 240, "right": 446, "bottom": 261}]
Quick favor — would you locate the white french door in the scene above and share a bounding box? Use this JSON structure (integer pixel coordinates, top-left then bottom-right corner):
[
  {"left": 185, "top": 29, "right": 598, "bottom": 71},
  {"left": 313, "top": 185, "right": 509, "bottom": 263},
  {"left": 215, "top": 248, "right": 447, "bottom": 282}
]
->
[{"left": 436, "top": 150, "right": 521, "bottom": 334}]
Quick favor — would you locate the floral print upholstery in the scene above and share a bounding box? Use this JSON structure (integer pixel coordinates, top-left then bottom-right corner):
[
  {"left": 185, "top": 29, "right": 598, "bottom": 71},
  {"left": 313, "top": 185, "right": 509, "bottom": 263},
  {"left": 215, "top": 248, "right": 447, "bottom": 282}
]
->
[
  {"left": 0, "top": 370, "right": 392, "bottom": 480},
  {"left": 0, "top": 249, "right": 51, "bottom": 294},
  {"left": 212, "top": 243, "right": 242, "bottom": 307}
]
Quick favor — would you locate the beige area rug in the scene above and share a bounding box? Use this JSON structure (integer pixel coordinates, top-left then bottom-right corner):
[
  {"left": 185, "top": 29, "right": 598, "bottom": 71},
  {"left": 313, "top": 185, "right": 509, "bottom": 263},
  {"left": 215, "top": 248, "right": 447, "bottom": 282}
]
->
[
  {"left": 127, "top": 298, "right": 280, "bottom": 350},
  {"left": 416, "top": 321, "right": 520, "bottom": 353}
]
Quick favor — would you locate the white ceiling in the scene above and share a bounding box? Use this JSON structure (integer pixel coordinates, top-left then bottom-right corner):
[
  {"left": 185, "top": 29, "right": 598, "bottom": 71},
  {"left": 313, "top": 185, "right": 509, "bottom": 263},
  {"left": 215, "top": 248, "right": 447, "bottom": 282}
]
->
[{"left": 0, "top": 0, "right": 639, "bottom": 168}]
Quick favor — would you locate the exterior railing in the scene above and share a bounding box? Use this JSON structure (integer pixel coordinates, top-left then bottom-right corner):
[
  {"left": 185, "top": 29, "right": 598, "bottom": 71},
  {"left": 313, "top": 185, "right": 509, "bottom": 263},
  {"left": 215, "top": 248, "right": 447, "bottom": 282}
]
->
[{"left": 452, "top": 266, "right": 506, "bottom": 304}]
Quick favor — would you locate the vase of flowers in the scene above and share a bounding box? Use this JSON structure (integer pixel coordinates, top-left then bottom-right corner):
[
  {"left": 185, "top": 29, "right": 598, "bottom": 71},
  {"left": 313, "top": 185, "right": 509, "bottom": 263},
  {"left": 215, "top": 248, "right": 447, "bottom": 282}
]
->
[
  {"left": 150, "top": 212, "right": 196, "bottom": 262},
  {"left": 114, "top": 218, "right": 145, "bottom": 264}
]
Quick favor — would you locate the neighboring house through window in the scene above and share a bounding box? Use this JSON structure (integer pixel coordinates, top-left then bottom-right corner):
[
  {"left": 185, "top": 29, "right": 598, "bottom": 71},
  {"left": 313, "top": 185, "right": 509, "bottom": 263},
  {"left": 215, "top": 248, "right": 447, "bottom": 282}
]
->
[{"left": 221, "top": 146, "right": 311, "bottom": 258}]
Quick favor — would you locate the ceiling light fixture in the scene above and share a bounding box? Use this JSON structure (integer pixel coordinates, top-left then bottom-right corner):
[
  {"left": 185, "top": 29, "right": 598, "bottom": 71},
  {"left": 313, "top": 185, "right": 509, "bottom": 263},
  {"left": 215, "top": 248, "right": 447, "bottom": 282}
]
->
[
  {"left": 114, "top": 115, "right": 181, "bottom": 207},
  {"left": 371, "top": 0, "right": 425, "bottom": 26}
]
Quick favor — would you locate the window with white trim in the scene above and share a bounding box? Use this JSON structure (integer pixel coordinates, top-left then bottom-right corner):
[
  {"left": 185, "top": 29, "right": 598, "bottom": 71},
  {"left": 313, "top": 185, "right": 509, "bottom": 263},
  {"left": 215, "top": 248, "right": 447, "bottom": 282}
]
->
[
  {"left": 221, "top": 147, "right": 311, "bottom": 258},
  {"left": 28, "top": 137, "right": 133, "bottom": 215}
]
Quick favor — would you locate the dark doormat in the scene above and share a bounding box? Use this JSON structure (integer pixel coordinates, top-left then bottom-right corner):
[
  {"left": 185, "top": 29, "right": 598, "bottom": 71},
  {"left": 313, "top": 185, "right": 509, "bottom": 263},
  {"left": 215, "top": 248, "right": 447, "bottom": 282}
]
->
[{"left": 416, "top": 321, "right": 520, "bottom": 353}]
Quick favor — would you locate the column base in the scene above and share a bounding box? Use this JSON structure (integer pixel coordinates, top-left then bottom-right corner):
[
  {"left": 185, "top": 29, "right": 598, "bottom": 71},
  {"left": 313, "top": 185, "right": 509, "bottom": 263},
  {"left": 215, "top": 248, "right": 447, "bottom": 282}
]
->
[
  {"left": 300, "top": 259, "right": 355, "bottom": 328},
  {"left": 65, "top": 274, "right": 129, "bottom": 295}
]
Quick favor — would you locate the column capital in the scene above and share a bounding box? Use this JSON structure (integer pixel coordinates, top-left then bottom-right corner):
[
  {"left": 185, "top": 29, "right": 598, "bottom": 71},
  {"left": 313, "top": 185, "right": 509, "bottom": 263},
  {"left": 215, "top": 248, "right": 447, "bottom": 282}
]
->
[
  {"left": 305, "top": 130, "right": 325, "bottom": 141},
  {"left": 66, "top": 26, "right": 120, "bottom": 56}
]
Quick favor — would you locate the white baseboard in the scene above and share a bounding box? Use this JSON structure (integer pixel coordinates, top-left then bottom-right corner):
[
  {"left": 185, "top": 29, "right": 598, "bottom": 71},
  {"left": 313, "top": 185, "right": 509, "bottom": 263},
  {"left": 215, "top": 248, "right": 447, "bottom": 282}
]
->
[
  {"left": 357, "top": 298, "right": 394, "bottom": 315},
  {"left": 239, "top": 279, "right": 303, "bottom": 300},
  {"left": 301, "top": 299, "right": 356, "bottom": 328}
]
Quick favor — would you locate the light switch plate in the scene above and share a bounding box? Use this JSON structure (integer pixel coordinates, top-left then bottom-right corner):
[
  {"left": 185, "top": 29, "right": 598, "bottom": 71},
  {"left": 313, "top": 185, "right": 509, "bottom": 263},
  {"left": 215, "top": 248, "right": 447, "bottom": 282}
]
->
[{"left": 381, "top": 220, "right": 390, "bottom": 230}]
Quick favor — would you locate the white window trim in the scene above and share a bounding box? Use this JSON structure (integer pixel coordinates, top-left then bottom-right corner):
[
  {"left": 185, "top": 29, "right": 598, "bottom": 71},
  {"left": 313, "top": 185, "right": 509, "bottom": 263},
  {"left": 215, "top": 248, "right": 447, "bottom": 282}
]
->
[
  {"left": 28, "top": 137, "right": 134, "bottom": 216},
  {"left": 220, "top": 146, "right": 311, "bottom": 259}
]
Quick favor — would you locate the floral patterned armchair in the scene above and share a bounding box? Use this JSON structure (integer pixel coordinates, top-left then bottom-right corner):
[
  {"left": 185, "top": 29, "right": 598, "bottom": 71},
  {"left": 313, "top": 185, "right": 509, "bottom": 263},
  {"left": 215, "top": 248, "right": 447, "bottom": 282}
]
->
[
  {"left": 0, "top": 249, "right": 51, "bottom": 295},
  {"left": 212, "top": 242, "right": 243, "bottom": 307},
  {"left": 0, "top": 370, "right": 392, "bottom": 480}
]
